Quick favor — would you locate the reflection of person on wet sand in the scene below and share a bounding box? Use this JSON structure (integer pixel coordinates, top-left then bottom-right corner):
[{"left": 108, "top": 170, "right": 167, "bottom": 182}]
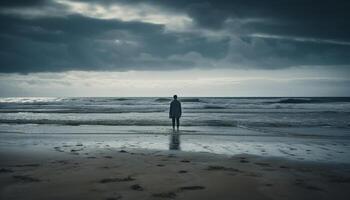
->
[
  {"left": 169, "top": 133, "right": 180, "bottom": 150},
  {"left": 169, "top": 95, "right": 182, "bottom": 131}
]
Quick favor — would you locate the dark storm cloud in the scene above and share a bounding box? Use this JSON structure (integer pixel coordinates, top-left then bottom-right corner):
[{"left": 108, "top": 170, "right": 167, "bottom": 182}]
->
[
  {"left": 75, "top": 0, "right": 350, "bottom": 41},
  {"left": 0, "top": 12, "right": 229, "bottom": 73},
  {"left": 0, "top": 0, "right": 349, "bottom": 73},
  {"left": 192, "top": 0, "right": 350, "bottom": 41},
  {"left": 0, "top": 0, "right": 47, "bottom": 7}
]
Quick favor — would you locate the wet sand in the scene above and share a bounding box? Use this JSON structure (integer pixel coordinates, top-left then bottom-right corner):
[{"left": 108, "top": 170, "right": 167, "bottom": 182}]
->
[{"left": 1, "top": 139, "right": 350, "bottom": 200}]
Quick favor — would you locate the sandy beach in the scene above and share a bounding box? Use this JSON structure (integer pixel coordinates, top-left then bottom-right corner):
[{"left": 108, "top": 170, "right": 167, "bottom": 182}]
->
[{"left": 1, "top": 132, "right": 350, "bottom": 200}]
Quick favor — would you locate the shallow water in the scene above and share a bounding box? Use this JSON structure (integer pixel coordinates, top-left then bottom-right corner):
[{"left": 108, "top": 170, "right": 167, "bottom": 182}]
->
[{"left": 1, "top": 130, "right": 350, "bottom": 163}]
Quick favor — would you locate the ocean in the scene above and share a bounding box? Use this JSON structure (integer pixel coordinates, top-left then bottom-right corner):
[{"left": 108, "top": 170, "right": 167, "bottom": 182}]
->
[
  {"left": 0, "top": 97, "right": 349, "bottom": 135},
  {"left": 1, "top": 97, "right": 350, "bottom": 163}
]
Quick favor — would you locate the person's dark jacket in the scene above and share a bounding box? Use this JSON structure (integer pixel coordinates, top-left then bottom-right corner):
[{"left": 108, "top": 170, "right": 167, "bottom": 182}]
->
[{"left": 169, "top": 100, "right": 182, "bottom": 118}]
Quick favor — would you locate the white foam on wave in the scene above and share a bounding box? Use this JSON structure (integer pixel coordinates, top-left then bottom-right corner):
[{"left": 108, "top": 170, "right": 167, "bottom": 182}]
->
[{"left": 0, "top": 97, "right": 350, "bottom": 132}]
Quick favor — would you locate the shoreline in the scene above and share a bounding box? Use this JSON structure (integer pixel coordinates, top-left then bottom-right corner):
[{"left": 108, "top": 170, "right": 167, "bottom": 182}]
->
[{"left": 1, "top": 129, "right": 350, "bottom": 164}]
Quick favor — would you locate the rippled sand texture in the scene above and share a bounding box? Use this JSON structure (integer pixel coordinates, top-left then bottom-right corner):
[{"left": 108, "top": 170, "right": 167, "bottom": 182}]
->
[{"left": 1, "top": 139, "right": 350, "bottom": 200}]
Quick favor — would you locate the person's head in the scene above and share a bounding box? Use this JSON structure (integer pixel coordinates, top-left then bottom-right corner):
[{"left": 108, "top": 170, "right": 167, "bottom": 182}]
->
[{"left": 173, "top": 95, "right": 177, "bottom": 100}]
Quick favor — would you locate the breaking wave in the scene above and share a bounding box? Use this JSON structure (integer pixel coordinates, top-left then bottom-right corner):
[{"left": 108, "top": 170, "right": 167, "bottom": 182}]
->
[{"left": 270, "top": 97, "right": 350, "bottom": 104}]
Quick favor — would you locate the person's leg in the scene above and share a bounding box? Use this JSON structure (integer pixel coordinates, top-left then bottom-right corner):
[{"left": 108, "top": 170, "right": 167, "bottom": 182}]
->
[
  {"left": 172, "top": 117, "right": 175, "bottom": 130},
  {"left": 176, "top": 117, "right": 180, "bottom": 129}
]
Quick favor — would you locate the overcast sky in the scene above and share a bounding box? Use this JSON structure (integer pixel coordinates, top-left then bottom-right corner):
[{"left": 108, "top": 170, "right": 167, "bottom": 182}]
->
[{"left": 0, "top": 0, "right": 349, "bottom": 96}]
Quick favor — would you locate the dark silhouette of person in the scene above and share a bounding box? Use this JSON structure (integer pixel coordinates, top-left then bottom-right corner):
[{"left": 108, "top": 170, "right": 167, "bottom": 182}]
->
[{"left": 169, "top": 95, "right": 182, "bottom": 131}]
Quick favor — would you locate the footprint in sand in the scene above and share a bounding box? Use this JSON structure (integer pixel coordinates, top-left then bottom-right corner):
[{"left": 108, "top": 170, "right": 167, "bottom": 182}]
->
[
  {"left": 244, "top": 172, "right": 263, "bottom": 177},
  {"left": 105, "top": 193, "right": 122, "bottom": 200},
  {"left": 54, "top": 147, "right": 64, "bottom": 152},
  {"left": 305, "top": 185, "right": 324, "bottom": 191},
  {"left": 254, "top": 162, "right": 271, "bottom": 167},
  {"left": 71, "top": 148, "right": 83, "bottom": 152},
  {"left": 152, "top": 192, "right": 177, "bottom": 198},
  {"left": 13, "top": 175, "right": 41, "bottom": 182},
  {"left": 279, "top": 165, "right": 290, "bottom": 169},
  {"left": 99, "top": 176, "right": 135, "bottom": 183},
  {"left": 51, "top": 160, "right": 69, "bottom": 165},
  {"left": 14, "top": 164, "right": 40, "bottom": 167},
  {"left": 206, "top": 165, "right": 242, "bottom": 173},
  {"left": 178, "top": 186, "right": 205, "bottom": 191},
  {"left": 152, "top": 185, "right": 205, "bottom": 198},
  {"left": 104, "top": 156, "right": 113, "bottom": 159},
  {"left": 0, "top": 168, "right": 14, "bottom": 173},
  {"left": 240, "top": 158, "right": 250, "bottom": 163},
  {"left": 130, "top": 184, "right": 144, "bottom": 191},
  {"left": 178, "top": 170, "right": 188, "bottom": 173},
  {"left": 105, "top": 197, "right": 122, "bottom": 200}
]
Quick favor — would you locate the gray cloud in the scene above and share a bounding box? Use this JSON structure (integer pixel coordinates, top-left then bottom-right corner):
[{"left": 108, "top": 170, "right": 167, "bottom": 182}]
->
[
  {"left": 0, "top": 0, "right": 47, "bottom": 7},
  {"left": 0, "top": 12, "right": 229, "bottom": 73},
  {"left": 109, "top": 0, "right": 350, "bottom": 41},
  {"left": 225, "top": 36, "right": 350, "bottom": 69},
  {"left": 0, "top": 0, "right": 349, "bottom": 73}
]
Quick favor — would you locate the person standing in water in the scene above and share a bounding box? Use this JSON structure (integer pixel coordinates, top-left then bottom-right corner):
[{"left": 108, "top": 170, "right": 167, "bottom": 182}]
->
[{"left": 169, "top": 95, "right": 182, "bottom": 131}]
